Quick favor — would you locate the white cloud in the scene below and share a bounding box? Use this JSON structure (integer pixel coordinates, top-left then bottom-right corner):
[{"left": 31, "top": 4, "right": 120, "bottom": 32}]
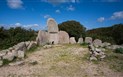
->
[
  {"left": 7, "top": 0, "right": 23, "bottom": 9},
  {"left": 97, "top": 17, "right": 105, "bottom": 22},
  {"left": 15, "top": 23, "right": 21, "bottom": 26},
  {"left": 111, "top": 11, "right": 123, "bottom": 19},
  {"left": 55, "top": 9, "right": 61, "bottom": 13},
  {"left": 23, "top": 24, "right": 39, "bottom": 28},
  {"left": 44, "top": 14, "right": 51, "bottom": 19},
  {"left": 67, "top": 5, "right": 75, "bottom": 11}
]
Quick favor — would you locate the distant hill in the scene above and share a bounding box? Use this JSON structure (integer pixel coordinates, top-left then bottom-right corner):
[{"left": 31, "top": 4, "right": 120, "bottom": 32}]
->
[{"left": 86, "top": 24, "right": 123, "bottom": 45}]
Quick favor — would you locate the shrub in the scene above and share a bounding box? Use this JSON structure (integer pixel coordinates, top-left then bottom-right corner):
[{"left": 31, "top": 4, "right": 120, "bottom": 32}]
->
[{"left": 114, "top": 48, "right": 123, "bottom": 54}]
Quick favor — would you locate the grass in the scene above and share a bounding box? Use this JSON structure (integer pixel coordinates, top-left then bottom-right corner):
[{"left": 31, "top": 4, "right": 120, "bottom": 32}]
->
[
  {"left": 26, "top": 45, "right": 40, "bottom": 54},
  {"left": 104, "top": 49, "right": 123, "bottom": 72},
  {"left": 80, "top": 42, "right": 88, "bottom": 48}
]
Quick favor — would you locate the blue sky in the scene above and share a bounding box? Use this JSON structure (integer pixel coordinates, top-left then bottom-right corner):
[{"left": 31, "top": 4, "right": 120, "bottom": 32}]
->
[{"left": 0, "top": 0, "right": 123, "bottom": 30}]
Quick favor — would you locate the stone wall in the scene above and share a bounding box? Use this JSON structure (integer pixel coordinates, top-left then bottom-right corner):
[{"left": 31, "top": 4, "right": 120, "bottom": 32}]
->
[{"left": 0, "top": 41, "right": 37, "bottom": 66}]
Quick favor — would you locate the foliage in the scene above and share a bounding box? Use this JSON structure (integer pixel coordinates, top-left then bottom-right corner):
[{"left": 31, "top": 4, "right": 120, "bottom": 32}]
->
[
  {"left": 86, "top": 24, "right": 123, "bottom": 44},
  {"left": 114, "top": 48, "right": 123, "bottom": 54},
  {"left": 58, "top": 20, "right": 86, "bottom": 41},
  {"left": 0, "top": 27, "right": 37, "bottom": 50}
]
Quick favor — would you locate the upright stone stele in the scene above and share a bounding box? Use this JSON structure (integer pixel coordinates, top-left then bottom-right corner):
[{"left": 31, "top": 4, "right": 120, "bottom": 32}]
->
[
  {"left": 47, "top": 18, "right": 59, "bottom": 44},
  {"left": 78, "top": 38, "right": 83, "bottom": 44},
  {"left": 93, "top": 39, "right": 102, "bottom": 47},
  {"left": 85, "top": 37, "right": 92, "bottom": 44},
  {"left": 70, "top": 37, "right": 76, "bottom": 44}
]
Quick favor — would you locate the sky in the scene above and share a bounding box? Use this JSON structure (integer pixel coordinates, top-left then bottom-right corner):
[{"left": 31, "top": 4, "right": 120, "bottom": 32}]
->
[{"left": 0, "top": 0, "right": 123, "bottom": 30}]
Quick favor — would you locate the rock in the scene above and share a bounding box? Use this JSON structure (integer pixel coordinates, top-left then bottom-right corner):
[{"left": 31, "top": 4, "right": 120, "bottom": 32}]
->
[
  {"left": 17, "top": 50, "right": 25, "bottom": 59},
  {"left": 0, "top": 51, "right": 7, "bottom": 57},
  {"left": 69, "top": 37, "right": 76, "bottom": 44},
  {"left": 58, "top": 31, "right": 69, "bottom": 44},
  {"left": 8, "top": 47, "right": 14, "bottom": 51},
  {"left": 36, "top": 30, "right": 49, "bottom": 45},
  {"left": 27, "top": 41, "right": 36, "bottom": 50},
  {"left": 101, "top": 42, "right": 111, "bottom": 48},
  {"left": 3, "top": 51, "right": 14, "bottom": 61},
  {"left": 25, "top": 41, "right": 31, "bottom": 47},
  {"left": 47, "top": 18, "right": 59, "bottom": 44},
  {"left": 0, "top": 60, "right": 3, "bottom": 66},
  {"left": 93, "top": 39, "right": 102, "bottom": 47},
  {"left": 11, "top": 50, "right": 18, "bottom": 57},
  {"left": 95, "top": 48, "right": 102, "bottom": 53},
  {"left": 43, "top": 45, "right": 52, "bottom": 49},
  {"left": 14, "top": 42, "right": 26, "bottom": 51},
  {"left": 107, "top": 45, "right": 120, "bottom": 50},
  {"left": 78, "top": 38, "right": 83, "bottom": 44},
  {"left": 9, "top": 61, "right": 24, "bottom": 66},
  {"left": 88, "top": 44, "right": 95, "bottom": 51},
  {"left": 85, "top": 37, "right": 92, "bottom": 43},
  {"left": 29, "top": 60, "right": 38, "bottom": 65},
  {"left": 90, "top": 55, "right": 97, "bottom": 61},
  {"left": 100, "top": 55, "right": 106, "bottom": 60}
]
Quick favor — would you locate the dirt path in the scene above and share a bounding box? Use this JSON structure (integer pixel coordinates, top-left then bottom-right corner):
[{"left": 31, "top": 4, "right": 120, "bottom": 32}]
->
[{"left": 0, "top": 44, "right": 123, "bottom": 77}]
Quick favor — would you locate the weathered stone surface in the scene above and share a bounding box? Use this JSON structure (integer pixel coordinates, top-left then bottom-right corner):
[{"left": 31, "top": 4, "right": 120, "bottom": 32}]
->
[
  {"left": 27, "top": 41, "right": 37, "bottom": 50},
  {"left": 0, "top": 60, "right": 3, "bottom": 66},
  {"left": 0, "top": 51, "right": 7, "bottom": 57},
  {"left": 101, "top": 42, "right": 111, "bottom": 48},
  {"left": 14, "top": 42, "right": 26, "bottom": 51},
  {"left": 25, "top": 41, "right": 31, "bottom": 47},
  {"left": 59, "top": 31, "right": 69, "bottom": 44},
  {"left": 70, "top": 37, "right": 76, "bottom": 44},
  {"left": 9, "top": 61, "right": 24, "bottom": 66},
  {"left": 85, "top": 37, "right": 92, "bottom": 43},
  {"left": 93, "top": 39, "right": 102, "bottom": 47},
  {"left": 36, "top": 30, "right": 49, "bottom": 45},
  {"left": 78, "top": 38, "right": 83, "bottom": 44},
  {"left": 107, "top": 45, "right": 121, "bottom": 50},
  {"left": 11, "top": 50, "right": 17, "bottom": 57},
  {"left": 3, "top": 51, "right": 14, "bottom": 61},
  {"left": 90, "top": 55, "right": 97, "bottom": 61},
  {"left": 47, "top": 18, "right": 59, "bottom": 44},
  {"left": 49, "top": 33, "right": 59, "bottom": 44},
  {"left": 47, "top": 18, "right": 59, "bottom": 33},
  {"left": 43, "top": 45, "right": 52, "bottom": 49},
  {"left": 17, "top": 50, "right": 25, "bottom": 59}
]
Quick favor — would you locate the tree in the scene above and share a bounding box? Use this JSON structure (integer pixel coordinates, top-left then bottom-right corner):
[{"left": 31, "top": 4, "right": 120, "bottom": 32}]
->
[{"left": 58, "top": 20, "right": 86, "bottom": 41}]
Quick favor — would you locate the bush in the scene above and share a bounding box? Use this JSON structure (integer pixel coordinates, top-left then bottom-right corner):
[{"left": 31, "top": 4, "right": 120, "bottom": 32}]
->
[
  {"left": 0, "top": 27, "right": 37, "bottom": 50},
  {"left": 114, "top": 48, "right": 123, "bottom": 54}
]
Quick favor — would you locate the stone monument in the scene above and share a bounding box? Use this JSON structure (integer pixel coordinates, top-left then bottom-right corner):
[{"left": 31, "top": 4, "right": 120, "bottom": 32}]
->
[{"left": 47, "top": 18, "right": 59, "bottom": 44}]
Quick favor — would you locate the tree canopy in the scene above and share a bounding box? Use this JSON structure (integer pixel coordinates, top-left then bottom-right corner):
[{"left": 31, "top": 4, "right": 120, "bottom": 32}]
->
[{"left": 58, "top": 20, "right": 86, "bottom": 41}]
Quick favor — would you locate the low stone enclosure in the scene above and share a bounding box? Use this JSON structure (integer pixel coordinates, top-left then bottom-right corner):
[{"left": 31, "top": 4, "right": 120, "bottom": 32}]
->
[{"left": 0, "top": 18, "right": 123, "bottom": 67}]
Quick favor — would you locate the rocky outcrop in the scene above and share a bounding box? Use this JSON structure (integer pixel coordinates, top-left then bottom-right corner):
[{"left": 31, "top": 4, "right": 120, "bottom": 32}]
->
[
  {"left": 0, "top": 41, "right": 37, "bottom": 66},
  {"left": 88, "top": 43, "right": 106, "bottom": 61}
]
